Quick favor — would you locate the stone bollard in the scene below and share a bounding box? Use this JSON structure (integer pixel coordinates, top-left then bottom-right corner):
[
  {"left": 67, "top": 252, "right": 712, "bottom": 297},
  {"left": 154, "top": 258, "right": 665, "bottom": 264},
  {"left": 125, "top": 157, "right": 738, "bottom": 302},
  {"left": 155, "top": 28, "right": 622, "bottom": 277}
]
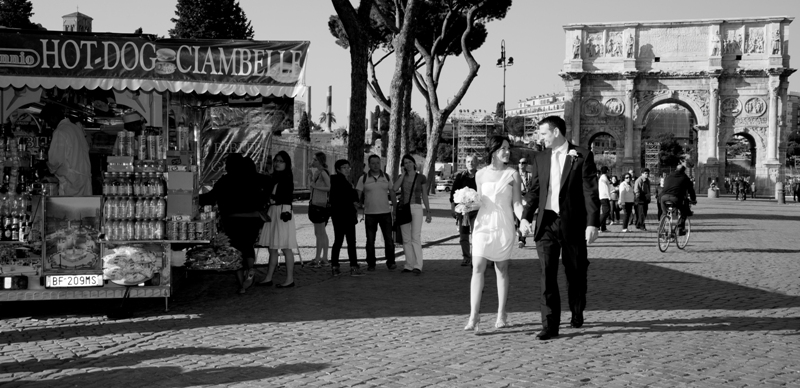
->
[
  {"left": 707, "top": 188, "right": 719, "bottom": 198},
  {"left": 776, "top": 182, "right": 785, "bottom": 204}
]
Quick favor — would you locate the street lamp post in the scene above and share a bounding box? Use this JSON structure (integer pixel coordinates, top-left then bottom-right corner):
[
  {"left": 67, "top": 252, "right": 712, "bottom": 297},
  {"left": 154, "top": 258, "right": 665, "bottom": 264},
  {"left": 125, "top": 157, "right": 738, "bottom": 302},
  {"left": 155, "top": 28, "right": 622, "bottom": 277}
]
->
[{"left": 496, "top": 40, "right": 513, "bottom": 133}]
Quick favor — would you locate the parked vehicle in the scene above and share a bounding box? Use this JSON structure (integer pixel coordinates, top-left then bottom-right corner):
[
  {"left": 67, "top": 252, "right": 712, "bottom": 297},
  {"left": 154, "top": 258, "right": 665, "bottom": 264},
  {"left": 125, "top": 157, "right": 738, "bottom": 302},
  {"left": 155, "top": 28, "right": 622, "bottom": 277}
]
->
[{"left": 436, "top": 180, "right": 454, "bottom": 192}]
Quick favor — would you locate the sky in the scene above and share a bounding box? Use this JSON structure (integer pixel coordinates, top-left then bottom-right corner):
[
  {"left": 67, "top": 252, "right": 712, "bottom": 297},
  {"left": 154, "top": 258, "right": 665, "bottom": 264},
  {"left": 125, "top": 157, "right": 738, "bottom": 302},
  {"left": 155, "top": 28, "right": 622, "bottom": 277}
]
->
[{"left": 30, "top": 0, "right": 800, "bottom": 127}]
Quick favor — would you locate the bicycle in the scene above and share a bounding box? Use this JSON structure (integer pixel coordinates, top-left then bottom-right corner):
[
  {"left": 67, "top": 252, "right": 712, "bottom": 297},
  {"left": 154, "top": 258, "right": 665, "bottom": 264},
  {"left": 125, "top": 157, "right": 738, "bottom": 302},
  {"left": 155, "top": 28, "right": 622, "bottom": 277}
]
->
[{"left": 657, "top": 200, "right": 694, "bottom": 252}]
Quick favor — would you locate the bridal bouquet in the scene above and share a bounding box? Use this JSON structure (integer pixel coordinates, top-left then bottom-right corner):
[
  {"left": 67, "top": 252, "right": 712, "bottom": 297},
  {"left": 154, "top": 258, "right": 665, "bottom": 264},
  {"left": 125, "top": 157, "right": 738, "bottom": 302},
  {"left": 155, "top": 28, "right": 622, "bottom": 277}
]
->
[{"left": 453, "top": 187, "right": 481, "bottom": 226}]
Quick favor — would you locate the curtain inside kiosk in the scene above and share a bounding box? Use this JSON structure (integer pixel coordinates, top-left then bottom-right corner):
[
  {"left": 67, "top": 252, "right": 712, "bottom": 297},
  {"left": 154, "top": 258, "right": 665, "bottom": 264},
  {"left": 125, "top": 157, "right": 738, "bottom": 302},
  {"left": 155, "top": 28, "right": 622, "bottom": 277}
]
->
[{"left": 0, "top": 28, "right": 309, "bottom": 309}]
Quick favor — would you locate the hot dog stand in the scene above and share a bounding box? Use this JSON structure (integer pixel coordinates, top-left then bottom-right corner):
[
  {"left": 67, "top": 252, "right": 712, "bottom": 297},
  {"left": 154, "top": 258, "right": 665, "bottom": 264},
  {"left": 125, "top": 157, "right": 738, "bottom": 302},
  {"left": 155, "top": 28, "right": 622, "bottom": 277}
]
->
[{"left": 0, "top": 28, "right": 309, "bottom": 310}]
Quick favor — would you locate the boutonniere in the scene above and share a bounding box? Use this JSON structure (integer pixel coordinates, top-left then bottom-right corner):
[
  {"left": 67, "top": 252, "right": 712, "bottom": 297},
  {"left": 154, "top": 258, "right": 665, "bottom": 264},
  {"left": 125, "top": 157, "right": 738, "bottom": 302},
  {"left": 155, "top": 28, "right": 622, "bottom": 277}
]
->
[{"left": 568, "top": 149, "right": 580, "bottom": 162}]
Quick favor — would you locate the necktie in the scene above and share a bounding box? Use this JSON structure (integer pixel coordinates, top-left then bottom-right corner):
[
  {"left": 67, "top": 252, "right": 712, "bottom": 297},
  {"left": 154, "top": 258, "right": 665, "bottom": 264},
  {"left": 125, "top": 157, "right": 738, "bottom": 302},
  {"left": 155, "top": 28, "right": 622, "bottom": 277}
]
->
[{"left": 550, "top": 150, "right": 562, "bottom": 214}]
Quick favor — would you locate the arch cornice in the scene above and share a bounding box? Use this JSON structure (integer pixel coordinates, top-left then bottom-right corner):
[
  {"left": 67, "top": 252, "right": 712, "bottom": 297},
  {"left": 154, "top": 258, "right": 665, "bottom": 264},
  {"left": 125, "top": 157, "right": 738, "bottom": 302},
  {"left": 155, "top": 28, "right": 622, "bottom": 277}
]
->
[{"left": 633, "top": 90, "right": 710, "bottom": 128}]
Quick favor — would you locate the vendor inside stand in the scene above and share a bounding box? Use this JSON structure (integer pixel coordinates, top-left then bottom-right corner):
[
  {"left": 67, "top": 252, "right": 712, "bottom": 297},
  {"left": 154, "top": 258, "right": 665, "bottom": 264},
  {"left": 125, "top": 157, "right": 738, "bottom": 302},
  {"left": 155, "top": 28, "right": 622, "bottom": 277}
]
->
[{"left": 41, "top": 103, "right": 92, "bottom": 196}]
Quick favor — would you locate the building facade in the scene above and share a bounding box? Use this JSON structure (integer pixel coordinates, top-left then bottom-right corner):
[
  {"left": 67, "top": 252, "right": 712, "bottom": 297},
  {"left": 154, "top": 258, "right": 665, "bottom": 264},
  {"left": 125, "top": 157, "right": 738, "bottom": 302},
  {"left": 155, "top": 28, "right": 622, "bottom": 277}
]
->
[{"left": 62, "top": 12, "right": 92, "bottom": 32}]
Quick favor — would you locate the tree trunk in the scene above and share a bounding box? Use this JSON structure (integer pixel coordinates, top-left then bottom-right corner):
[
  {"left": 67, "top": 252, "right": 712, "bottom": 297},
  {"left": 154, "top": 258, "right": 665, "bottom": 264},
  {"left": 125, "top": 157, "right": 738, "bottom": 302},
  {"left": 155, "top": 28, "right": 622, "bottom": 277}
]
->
[
  {"left": 346, "top": 39, "right": 369, "bottom": 181},
  {"left": 400, "top": 54, "right": 414, "bottom": 157},
  {"left": 331, "top": 0, "right": 374, "bottom": 182},
  {"left": 384, "top": 0, "right": 419, "bottom": 180}
]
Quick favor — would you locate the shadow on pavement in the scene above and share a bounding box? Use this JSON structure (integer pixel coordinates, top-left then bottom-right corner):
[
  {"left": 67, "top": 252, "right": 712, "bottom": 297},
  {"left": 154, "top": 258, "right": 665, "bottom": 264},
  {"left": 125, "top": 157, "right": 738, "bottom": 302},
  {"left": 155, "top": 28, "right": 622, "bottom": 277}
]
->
[
  {"left": 0, "top": 347, "right": 271, "bottom": 374},
  {"left": 2, "top": 363, "right": 329, "bottom": 387},
  {"left": 3, "top": 257, "right": 799, "bottom": 344}
]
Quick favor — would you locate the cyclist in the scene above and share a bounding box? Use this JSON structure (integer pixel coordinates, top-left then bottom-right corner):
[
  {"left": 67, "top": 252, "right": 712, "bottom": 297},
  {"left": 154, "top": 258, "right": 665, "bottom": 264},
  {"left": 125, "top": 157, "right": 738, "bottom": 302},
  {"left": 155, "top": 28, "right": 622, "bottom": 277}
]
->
[{"left": 659, "top": 154, "right": 697, "bottom": 236}]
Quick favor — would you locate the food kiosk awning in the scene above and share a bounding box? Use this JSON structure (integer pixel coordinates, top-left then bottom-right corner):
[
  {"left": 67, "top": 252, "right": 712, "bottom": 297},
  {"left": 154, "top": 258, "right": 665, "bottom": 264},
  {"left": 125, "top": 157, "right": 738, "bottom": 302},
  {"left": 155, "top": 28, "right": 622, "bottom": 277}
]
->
[{"left": 0, "top": 29, "right": 309, "bottom": 98}]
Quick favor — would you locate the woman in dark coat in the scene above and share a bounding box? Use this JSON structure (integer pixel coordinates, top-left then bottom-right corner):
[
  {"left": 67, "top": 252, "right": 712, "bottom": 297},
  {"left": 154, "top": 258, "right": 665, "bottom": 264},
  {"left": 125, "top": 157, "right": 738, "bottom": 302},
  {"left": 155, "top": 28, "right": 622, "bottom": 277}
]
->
[
  {"left": 200, "top": 154, "right": 271, "bottom": 294},
  {"left": 328, "top": 159, "right": 361, "bottom": 276}
]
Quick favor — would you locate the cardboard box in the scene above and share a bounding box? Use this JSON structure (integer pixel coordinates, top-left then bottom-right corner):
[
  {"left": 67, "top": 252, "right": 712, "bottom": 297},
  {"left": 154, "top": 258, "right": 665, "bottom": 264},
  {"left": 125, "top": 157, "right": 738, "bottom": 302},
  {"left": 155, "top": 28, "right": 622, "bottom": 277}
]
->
[
  {"left": 166, "top": 153, "right": 192, "bottom": 167},
  {"left": 166, "top": 193, "right": 198, "bottom": 217},
  {"left": 167, "top": 171, "right": 196, "bottom": 194},
  {"left": 167, "top": 165, "right": 197, "bottom": 172}
]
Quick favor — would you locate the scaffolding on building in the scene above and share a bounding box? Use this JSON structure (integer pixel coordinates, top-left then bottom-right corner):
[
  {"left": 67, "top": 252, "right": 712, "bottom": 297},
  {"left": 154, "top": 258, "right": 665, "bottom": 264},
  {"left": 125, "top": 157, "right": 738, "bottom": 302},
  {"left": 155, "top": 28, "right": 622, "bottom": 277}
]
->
[{"left": 455, "top": 120, "right": 500, "bottom": 171}]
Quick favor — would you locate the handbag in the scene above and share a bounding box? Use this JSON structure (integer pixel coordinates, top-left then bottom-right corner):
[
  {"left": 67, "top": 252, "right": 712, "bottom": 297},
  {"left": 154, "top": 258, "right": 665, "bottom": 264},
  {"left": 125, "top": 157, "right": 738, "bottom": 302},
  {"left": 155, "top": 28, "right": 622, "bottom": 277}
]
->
[
  {"left": 395, "top": 174, "right": 417, "bottom": 226},
  {"left": 310, "top": 171, "right": 330, "bottom": 207}
]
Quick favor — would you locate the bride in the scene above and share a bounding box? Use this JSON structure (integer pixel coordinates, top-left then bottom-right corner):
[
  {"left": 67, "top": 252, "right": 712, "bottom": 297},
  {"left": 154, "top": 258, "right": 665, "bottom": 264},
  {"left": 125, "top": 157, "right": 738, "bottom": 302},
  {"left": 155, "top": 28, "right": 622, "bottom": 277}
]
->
[{"left": 464, "top": 135, "right": 524, "bottom": 332}]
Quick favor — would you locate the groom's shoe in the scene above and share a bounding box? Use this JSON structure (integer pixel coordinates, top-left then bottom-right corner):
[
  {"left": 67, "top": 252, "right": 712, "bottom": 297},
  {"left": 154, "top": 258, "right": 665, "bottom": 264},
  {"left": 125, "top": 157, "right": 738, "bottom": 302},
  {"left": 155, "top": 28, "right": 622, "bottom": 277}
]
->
[
  {"left": 570, "top": 312, "right": 584, "bottom": 328},
  {"left": 535, "top": 328, "right": 559, "bottom": 340}
]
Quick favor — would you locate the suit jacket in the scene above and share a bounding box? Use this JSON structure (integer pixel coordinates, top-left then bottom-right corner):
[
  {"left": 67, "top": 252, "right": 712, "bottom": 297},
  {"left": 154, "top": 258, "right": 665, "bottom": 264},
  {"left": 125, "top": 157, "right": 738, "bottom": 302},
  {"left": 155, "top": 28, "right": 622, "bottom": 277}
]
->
[{"left": 521, "top": 143, "right": 600, "bottom": 242}]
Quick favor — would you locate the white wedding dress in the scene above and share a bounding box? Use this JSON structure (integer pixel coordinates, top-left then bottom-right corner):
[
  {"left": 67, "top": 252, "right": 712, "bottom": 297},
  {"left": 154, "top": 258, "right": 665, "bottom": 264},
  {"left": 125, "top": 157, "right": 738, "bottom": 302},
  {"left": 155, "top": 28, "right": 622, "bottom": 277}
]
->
[{"left": 472, "top": 167, "right": 516, "bottom": 262}]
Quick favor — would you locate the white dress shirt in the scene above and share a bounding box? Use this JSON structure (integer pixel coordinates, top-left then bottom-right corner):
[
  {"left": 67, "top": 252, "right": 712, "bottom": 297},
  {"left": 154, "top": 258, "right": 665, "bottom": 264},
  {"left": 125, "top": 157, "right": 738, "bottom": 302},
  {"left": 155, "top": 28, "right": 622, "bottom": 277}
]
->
[{"left": 544, "top": 141, "right": 569, "bottom": 214}]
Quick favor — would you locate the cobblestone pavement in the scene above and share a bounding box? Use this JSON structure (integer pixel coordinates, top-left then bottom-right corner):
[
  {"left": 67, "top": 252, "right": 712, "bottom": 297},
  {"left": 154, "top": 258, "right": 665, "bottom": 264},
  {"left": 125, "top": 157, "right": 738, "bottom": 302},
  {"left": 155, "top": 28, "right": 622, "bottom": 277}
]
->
[{"left": 1, "top": 194, "right": 799, "bottom": 387}]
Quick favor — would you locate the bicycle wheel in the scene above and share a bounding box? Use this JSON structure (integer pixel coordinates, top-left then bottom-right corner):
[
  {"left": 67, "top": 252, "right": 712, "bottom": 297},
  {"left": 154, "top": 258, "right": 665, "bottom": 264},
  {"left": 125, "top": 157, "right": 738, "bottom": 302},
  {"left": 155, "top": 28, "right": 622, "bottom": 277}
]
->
[
  {"left": 676, "top": 217, "right": 691, "bottom": 249},
  {"left": 657, "top": 216, "right": 671, "bottom": 252}
]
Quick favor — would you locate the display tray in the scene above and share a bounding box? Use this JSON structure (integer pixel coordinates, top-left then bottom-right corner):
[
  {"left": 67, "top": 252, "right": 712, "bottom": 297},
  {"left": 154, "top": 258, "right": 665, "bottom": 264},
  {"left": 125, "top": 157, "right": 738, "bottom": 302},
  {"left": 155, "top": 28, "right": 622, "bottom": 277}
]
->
[
  {"left": 0, "top": 286, "right": 171, "bottom": 301},
  {"left": 100, "top": 240, "right": 210, "bottom": 244}
]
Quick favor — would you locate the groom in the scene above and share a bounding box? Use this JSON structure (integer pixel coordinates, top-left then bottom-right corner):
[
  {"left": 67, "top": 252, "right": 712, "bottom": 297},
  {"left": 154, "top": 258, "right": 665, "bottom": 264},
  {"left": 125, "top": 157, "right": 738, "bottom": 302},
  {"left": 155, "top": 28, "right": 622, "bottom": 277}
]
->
[{"left": 519, "top": 116, "right": 600, "bottom": 340}]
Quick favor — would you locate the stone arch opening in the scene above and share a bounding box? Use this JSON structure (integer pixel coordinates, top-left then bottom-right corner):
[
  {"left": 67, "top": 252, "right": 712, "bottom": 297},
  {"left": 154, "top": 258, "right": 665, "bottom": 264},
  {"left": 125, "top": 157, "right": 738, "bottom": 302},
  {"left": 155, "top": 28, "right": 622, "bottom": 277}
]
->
[
  {"left": 639, "top": 100, "right": 699, "bottom": 175},
  {"left": 725, "top": 132, "right": 757, "bottom": 177},
  {"left": 588, "top": 132, "right": 618, "bottom": 171}
]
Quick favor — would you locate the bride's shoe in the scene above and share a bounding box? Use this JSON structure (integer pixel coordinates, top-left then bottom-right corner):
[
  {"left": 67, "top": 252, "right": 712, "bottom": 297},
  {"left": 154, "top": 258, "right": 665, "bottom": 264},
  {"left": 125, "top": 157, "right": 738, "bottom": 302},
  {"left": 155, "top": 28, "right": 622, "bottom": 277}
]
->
[
  {"left": 495, "top": 313, "right": 508, "bottom": 329},
  {"left": 464, "top": 315, "right": 480, "bottom": 333}
]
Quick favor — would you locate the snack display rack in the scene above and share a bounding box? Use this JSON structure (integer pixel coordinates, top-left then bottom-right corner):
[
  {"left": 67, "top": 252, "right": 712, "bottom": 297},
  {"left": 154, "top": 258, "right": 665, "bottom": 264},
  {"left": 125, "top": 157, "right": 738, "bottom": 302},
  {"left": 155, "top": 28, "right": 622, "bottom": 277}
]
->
[{"left": 0, "top": 28, "right": 308, "bottom": 310}]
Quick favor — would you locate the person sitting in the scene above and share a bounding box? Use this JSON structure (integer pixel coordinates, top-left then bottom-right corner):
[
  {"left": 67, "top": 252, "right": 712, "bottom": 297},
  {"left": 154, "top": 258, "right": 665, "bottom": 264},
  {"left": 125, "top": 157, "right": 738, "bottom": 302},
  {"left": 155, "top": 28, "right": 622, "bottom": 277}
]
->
[{"left": 659, "top": 155, "right": 697, "bottom": 235}]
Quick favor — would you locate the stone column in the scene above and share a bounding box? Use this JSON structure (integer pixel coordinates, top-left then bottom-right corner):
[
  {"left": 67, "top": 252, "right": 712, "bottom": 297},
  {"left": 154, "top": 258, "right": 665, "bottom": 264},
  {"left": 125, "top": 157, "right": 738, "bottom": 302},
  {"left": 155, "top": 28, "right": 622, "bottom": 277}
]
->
[
  {"left": 766, "top": 76, "right": 780, "bottom": 164},
  {"left": 623, "top": 82, "right": 634, "bottom": 165},
  {"left": 706, "top": 78, "right": 719, "bottom": 163}
]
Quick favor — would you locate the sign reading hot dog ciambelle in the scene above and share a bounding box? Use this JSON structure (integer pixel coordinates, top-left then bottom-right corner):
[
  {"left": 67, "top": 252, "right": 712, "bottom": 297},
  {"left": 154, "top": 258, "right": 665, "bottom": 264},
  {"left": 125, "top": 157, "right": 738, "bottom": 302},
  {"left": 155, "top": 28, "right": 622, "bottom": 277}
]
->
[{"left": 0, "top": 29, "right": 309, "bottom": 97}]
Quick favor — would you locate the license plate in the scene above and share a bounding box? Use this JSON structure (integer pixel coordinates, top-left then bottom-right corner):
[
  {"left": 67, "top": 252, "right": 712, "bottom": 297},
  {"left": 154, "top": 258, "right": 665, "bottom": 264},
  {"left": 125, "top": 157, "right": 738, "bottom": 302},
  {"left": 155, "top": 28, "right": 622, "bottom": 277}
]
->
[{"left": 46, "top": 275, "right": 104, "bottom": 288}]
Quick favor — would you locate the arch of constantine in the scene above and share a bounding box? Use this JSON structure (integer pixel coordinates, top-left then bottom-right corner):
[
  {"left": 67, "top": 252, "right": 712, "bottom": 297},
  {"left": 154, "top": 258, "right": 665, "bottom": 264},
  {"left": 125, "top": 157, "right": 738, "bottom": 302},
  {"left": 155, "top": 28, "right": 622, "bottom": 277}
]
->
[{"left": 561, "top": 16, "right": 794, "bottom": 192}]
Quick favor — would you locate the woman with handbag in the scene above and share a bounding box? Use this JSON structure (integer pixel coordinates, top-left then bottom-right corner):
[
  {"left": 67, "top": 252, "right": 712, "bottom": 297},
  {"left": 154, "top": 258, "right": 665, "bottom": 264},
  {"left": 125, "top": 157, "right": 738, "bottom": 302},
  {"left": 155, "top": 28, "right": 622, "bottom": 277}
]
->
[
  {"left": 259, "top": 151, "right": 299, "bottom": 288},
  {"left": 308, "top": 152, "right": 331, "bottom": 268},
  {"left": 392, "top": 154, "right": 432, "bottom": 275},
  {"left": 199, "top": 154, "right": 270, "bottom": 294}
]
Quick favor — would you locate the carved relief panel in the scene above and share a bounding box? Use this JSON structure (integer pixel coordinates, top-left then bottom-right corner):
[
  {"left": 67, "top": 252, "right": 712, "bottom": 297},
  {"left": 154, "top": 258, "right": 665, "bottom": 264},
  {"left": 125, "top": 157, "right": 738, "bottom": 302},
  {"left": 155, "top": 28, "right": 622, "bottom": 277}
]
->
[
  {"left": 607, "top": 31, "right": 623, "bottom": 58},
  {"left": 744, "top": 97, "right": 766, "bottom": 117},
  {"left": 583, "top": 99, "right": 603, "bottom": 116},
  {"left": 721, "top": 98, "right": 742, "bottom": 117},
  {"left": 745, "top": 27, "right": 765, "bottom": 54},
  {"left": 722, "top": 27, "right": 744, "bottom": 55},
  {"left": 604, "top": 98, "right": 624, "bottom": 116},
  {"left": 586, "top": 32, "right": 605, "bottom": 58}
]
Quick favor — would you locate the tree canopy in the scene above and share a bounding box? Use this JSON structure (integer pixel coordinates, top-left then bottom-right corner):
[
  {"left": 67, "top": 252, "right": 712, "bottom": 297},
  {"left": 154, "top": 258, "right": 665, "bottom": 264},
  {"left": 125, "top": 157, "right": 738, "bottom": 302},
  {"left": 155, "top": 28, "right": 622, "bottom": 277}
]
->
[
  {"left": 169, "top": 0, "right": 254, "bottom": 39},
  {"left": 0, "top": 0, "right": 36, "bottom": 29}
]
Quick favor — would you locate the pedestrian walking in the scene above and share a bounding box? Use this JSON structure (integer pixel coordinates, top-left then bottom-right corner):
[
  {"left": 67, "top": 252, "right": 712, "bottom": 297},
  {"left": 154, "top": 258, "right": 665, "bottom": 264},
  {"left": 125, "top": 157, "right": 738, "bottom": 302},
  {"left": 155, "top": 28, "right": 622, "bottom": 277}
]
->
[
  {"left": 307, "top": 152, "right": 330, "bottom": 268},
  {"left": 518, "top": 157, "right": 533, "bottom": 247},
  {"left": 609, "top": 175, "right": 621, "bottom": 224},
  {"left": 518, "top": 116, "right": 601, "bottom": 340},
  {"left": 451, "top": 154, "right": 479, "bottom": 266},
  {"left": 393, "top": 154, "right": 432, "bottom": 274},
  {"left": 633, "top": 168, "right": 651, "bottom": 231},
  {"left": 464, "top": 136, "right": 524, "bottom": 332},
  {"left": 356, "top": 154, "right": 397, "bottom": 271},
  {"left": 329, "top": 160, "right": 363, "bottom": 277},
  {"left": 793, "top": 179, "right": 800, "bottom": 202},
  {"left": 618, "top": 173, "right": 635, "bottom": 232},
  {"left": 260, "top": 151, "right": 299, "bottom": 288},
  {"left": 750, "top": 181, "right": 757, "bottom": 198},
  {"left": 199, "top": 154, "right": 270, "bottom": 294},
  {"left": 598, "top": 166, "right": 611, "bottom": 232}
]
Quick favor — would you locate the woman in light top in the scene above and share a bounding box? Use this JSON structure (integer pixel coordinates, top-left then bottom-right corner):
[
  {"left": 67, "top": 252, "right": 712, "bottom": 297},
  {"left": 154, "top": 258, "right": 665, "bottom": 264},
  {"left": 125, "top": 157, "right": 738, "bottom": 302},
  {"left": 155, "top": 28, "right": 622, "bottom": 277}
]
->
[{"left": 392, "top": 154, "right": 431, "bottom": 275}]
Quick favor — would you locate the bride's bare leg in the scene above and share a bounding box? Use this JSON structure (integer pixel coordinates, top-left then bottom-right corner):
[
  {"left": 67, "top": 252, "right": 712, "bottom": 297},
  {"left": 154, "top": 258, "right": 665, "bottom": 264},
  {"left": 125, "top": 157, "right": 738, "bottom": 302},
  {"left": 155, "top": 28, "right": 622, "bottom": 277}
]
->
[
  {"left": 466, "top": 256, "right": 487, "bottom": 331},
  {"left": 494, "top": 260, "right": 510, "bottom": 328}
]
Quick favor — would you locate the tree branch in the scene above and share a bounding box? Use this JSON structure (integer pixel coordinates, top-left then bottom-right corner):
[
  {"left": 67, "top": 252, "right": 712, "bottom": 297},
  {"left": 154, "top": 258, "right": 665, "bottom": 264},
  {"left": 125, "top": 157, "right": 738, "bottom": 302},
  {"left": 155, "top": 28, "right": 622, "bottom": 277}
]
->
[
  {"left": 441, "top": 1, "right": 485, "bottom": 118},
  {"left": 368, "top": 59, "right": 391, "bottom": 110},
  {"left": 373, "top": 49, "right": 395, "bottom": 67}
]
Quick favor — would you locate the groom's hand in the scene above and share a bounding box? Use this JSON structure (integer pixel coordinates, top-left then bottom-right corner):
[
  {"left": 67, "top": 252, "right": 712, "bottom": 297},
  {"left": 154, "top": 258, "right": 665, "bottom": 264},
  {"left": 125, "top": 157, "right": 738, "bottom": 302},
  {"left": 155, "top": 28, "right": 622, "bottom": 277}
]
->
[
  {"left": 519, "top": 219, "right": 532, "bottom": 236},
  {"left": 586, "top": 226, "right": 598, "bottom": 244}
]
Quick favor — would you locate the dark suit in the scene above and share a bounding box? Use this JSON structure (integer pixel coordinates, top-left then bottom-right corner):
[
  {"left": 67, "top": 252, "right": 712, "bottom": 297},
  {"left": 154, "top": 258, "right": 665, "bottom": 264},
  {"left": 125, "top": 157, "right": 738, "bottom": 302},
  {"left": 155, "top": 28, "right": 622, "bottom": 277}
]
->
[{"left": 521, "top": 143, "right": 600, "bottom": 332}]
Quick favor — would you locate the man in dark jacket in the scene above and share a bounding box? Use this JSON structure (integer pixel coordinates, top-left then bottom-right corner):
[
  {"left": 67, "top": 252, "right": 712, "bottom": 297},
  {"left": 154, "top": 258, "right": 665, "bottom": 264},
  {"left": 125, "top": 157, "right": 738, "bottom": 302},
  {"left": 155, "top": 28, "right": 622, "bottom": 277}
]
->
[
  {"left": 660, "top": 155, "right": 697, "bottom": 235},
  {"left": 450, "top": 154, "right": 479, "bottom": 266},
  {"left": 793, "top": 179, "right": 800, "bottom": 202},
  {"left": 329, "top": 159, "right": 361, "bottom": 276}
]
